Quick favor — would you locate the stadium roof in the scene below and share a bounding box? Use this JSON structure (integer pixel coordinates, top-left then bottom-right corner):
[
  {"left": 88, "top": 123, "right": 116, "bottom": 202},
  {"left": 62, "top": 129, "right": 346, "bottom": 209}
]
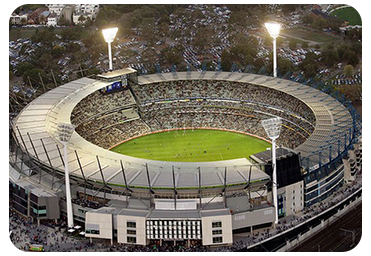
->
[
  {"left": 13, "top": 71, "right": 353, "bottom": 191},
  {"left": 96, "top": 67, "right": 137, "bottom": 80},
  {"left": 250, "top": 147, "right": 296, "bottom": 164}
]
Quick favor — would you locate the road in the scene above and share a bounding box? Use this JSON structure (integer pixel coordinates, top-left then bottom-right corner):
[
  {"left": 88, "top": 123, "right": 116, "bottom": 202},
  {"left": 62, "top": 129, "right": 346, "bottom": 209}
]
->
[{"left": 290, "top": 202, "right": 362, "bottom": 252}]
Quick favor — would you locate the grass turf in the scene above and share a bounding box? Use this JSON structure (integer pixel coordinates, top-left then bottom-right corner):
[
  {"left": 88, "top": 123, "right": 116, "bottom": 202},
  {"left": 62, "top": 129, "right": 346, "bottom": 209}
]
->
[
  {"left": 330, "top": 7, "right": 362, "bottom": 26},
  {"left": 282, "top": 27, "right": 340, "bottom": 45},
  {"left": 110, "top": 129, "right": 271, "bottom": 162}
]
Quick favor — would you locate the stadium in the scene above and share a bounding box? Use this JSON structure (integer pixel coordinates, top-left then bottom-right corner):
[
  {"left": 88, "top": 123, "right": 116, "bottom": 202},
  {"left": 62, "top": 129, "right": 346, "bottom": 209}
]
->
[{"left": 10, "top": 68, "right": 361, "bottom": 248}]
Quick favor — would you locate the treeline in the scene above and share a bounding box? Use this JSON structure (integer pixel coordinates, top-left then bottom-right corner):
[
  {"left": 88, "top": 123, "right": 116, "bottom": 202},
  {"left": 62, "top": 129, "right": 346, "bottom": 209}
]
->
[{"left": 12, "top": 4, "right": 45, "bottom": 14}]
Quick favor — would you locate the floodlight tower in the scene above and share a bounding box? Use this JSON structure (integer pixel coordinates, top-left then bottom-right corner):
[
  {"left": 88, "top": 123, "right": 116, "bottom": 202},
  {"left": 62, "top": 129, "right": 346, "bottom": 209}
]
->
[
  {"left": 57, "top": 123, "right": 75, "bottom": 228},
  {"left": 261, "top": 117, "right": 282, "bottom": 225},
  {"left": 102, "top": 27, "right": 118, "bottom": 71},
  {"left": 265, "top": 22, "right": 281, "bottom": 77}
]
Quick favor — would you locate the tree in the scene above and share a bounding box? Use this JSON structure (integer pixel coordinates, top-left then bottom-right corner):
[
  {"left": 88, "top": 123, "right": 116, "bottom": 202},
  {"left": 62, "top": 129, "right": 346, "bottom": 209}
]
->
[
  {"left": 60, "top": 26, "right": 82, "bottom": 41},
  {"left": 264, "top": 54, "right": 295, "bottom": 76},
  {"left": 193, "top": 27, "right": 213, "bottom": 52},
  {"left": 301, "top": 41, "right": 309, "bottom": 49},
  {"left": 302, "top": 13, "right": 314, "bottom": 25},
  {"left": 229, "top": 10, "right": 248, "bottom": 26},
  {"left": 321, "top": 49, "right": 339, "bottom": 67},
  {"left": 139, "top": 17, "right": 157, "bottom": 46},
  {"left": 221, "top": 50, "right": 233, "bottom": 71},
  {"left": 351, "top": 41, "right": 362, "bottom": 55},
  {"left": 66, "top": 42, "right": 81, "bottom": 54},
  {"left": 281, "top": 4, "right": 299, "bottom": 13},
  {"left": 16, "top": 62, "right": 35, "bottom": 77},
  {"left": 39, "top": 53, "right": 54, "bottom": 69},
  {"left": 346, "top": 28, "right": 362, "bottom": 41},
  {"left": 58, "top": 16, "right": 71, "bottom": 26},
  {"left": 343, "top": 50, "right": 359, "bottom": 66},
  {"left": 303, "top": 63, "right": 317, "bottom": 78},
  {"left": 161, "top": 47, "right": 182, "bottom": 66},
  {"left": 312, "top": 16, "right": 328, "bottom": 30},
  {"left": 277, "top": 58, "right": 295, "bottom": 76},
  {"left": 289, "top": 39, "right": 297, "bottom": 49},
  {"left": 158, "top": 21, "right": 169, "bottom": 41},
  {"left": 343, "top": 65, "right": 354, "bottom": 77},
  {"left": 338, "top": 84, "right": 362, "bottom": 104},
  {"left": 141, "top": 48, "right": 158, "bottom": 68},
  {"left": 22, "top": 68, "right": 44, "bottom": 84},
  {"left": 300, "top": 51, "right": 319, "bottom": 78},
  {"left": 51, "top": 45, "right": 65, "bottom": 58},
  {"left": 31, "top": 27, "right": 56, "bottom": 47}
]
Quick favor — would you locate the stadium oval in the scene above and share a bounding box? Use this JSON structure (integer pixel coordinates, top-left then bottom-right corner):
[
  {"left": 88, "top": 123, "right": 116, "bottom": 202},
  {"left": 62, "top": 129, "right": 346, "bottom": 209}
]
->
[{"left": 13, "top": 70, "right": 355, "bottom": 198}]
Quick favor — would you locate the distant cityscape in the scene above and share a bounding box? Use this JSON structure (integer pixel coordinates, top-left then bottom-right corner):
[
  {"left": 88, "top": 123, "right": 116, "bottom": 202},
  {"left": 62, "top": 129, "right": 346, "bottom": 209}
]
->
[{"left": 10, "top": 4, "right": 100, "bottom": 26}]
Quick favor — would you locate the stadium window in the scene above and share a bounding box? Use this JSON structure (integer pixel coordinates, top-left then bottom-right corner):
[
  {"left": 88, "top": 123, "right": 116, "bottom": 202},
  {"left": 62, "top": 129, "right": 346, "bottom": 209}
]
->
[
  {"left": 213, "top": 236, "right": 223, "bottom": 244},
  {"left": 127, "top": 230, "right": 136, "bottom": 235},
  {"left": 127, "top": 236, "right": 137, "bottom": 244},
  {"left": 212, "top": 221, "right": 222, "bottom": 228},
  {"left": 127, "top": 221, "right": 136, "bottom": 228},
  {"left": 85, "top": 229, "right": 100, "bottom": 235},
  {"left": 212, "top": 230, "right": 222, "bottom": 235}
]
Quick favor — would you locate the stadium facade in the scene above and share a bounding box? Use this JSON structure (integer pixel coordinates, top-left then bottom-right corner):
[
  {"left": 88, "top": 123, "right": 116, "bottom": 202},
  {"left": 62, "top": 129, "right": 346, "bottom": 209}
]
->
[{"left": 9, "top": 69, "right": 361, "bottom": 247}]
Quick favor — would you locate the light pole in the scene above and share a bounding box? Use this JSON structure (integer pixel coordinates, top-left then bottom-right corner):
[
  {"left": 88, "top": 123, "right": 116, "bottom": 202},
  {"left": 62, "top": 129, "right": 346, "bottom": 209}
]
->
[
  {"left": 57, "top": 123, "right": 75, "bottom": 228},
  {"left": 265, "top": 22, "right": 281, "bottom": 77},
  {"left": 261, "top": 117, "right": 282, "bottom": 225},
  {"left": 102, "top": 27, "right": 118, "bottom": 71}
]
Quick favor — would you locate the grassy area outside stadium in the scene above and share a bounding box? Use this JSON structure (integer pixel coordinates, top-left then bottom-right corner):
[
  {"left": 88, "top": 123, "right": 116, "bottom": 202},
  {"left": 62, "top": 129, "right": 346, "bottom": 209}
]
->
[
  {"left": 110, "top": 128, "right": 271, "bottom": 162},
  {"left": 330, "top": 6, "right": 362, "bottom": 26}
]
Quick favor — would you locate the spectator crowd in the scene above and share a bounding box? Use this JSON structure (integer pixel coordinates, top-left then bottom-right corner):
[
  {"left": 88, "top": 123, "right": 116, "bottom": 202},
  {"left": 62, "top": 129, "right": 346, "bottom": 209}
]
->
[{"left": 71, "top": 79, "right": 316, "bottom": 150}]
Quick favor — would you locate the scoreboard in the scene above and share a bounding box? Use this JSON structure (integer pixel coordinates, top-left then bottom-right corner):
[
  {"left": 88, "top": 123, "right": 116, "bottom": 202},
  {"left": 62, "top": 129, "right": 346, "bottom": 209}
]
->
[
  {"left": 97, "top": 68, "right": 137, "bottom": 94},
  {"left": 100, "top": 75, "right": 128, "bottom": 94}
]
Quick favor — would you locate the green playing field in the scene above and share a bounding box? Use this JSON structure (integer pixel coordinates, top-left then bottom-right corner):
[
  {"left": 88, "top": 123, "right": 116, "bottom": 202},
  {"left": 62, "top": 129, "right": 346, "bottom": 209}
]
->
[
  {"left": 330, "top": 7, "right": 362, "bottom": 26},
  {"left": 110, "top": 129, "right": 271, "bottom": 162}
]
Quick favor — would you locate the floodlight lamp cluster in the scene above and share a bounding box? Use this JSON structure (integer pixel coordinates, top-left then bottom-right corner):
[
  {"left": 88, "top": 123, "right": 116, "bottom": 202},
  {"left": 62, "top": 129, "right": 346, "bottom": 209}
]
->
[
  {"left": 261, "top": 117, "right": 282, "bottom": 140},
  {"left": 265, "top": 22, "right": 281, "bottom": 38},
  {"left": 102, "top": 27, "right": 118, "bottom": 43},
  {"left": 57, "top": 123, "right": 75, "bottom": 143}
]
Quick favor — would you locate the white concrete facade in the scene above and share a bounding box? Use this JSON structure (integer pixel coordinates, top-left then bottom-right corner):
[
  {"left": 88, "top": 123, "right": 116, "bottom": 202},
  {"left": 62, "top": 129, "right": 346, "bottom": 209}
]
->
[
  {"left": 232, "top": 206, "right": 275, "bottom": 230},
  {"left": 85, "top": 211, "right": 113, "bottom": 243},
  {"left": 278, "top": 181, "right": 304, "bottom": 216},
  {"left": 117, "top": 214, "right": 147, "bottom": 246},
  {"left": 201, "top": 212, "right": 233, "bottom": 246}
]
